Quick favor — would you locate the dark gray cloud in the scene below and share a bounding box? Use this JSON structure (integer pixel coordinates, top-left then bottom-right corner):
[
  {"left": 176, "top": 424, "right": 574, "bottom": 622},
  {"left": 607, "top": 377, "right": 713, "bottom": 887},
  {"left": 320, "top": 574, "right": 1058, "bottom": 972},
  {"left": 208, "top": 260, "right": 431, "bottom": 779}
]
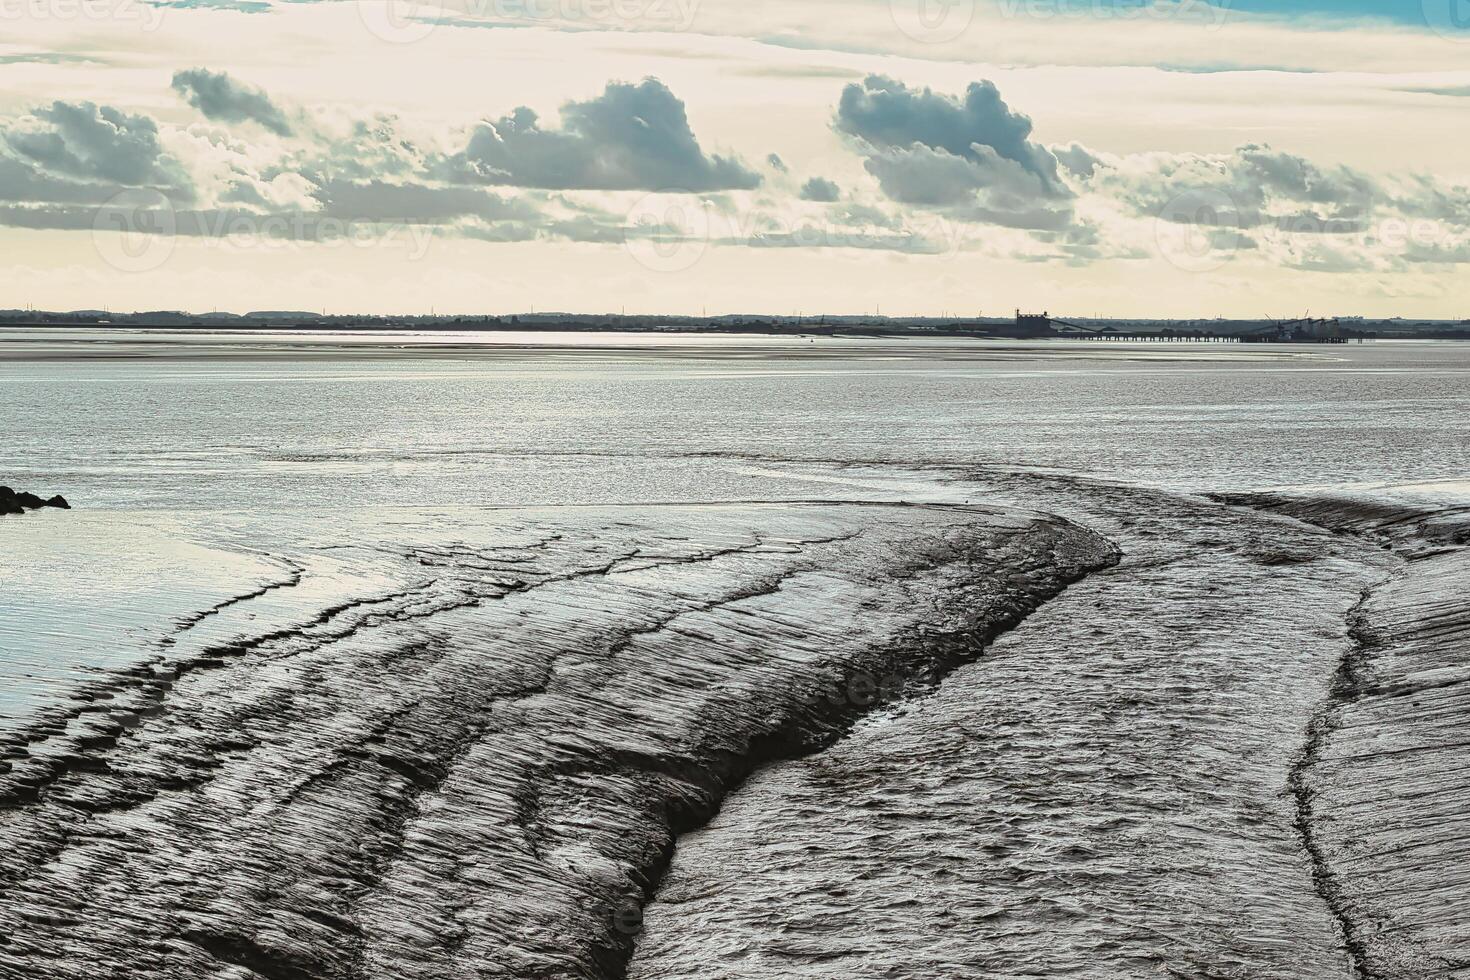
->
[
  {"left": 1054, "top": 143, "right": 1100, "bottom": 180},
  {"left": 1395, "top": 175, "right": 1470, "bottom": 226},
  {"left": 172, "top": 68, "right": 293, "bottom": 136},
  {"left": 957, "top": 201, "right": 1077, "bottom": 232},
  {"left": 766, "top": 153, "right": 787, "bottom": 172},
  {"left": 1236, "top": 144, "right": 1374, "bottom": 211},
  {"left": 858, "top": 142, "right": 1073, "bottom": 230},
  {"left": 832, "top": 76, "right": 1073, "bottom": 232},
  {"left": 0, "top": 154, "right": 128, "bottom": 205},
  {"left": 0, "top": 203, "right": 118, "bottom": 231},
  {"left": 1111, "top": 144, "right": 1380, "bottom": 234},
  {"left": 0, "top": 99, "right": 200, "bottom": 241},
  {"left": 799, "top": 176, "right": 840, "bottom": 202},
  {"left": 836, "top": 75, "right": 1064, "bottom": 196},
  {"left": 860, "top": 143, "right": 991, "bottom": 206},
  {"left": 446, "top": 78, "right": 760, "bottom": 191},
  {"left": 4, "top": 101, "right": 178, "bottom": 186}
]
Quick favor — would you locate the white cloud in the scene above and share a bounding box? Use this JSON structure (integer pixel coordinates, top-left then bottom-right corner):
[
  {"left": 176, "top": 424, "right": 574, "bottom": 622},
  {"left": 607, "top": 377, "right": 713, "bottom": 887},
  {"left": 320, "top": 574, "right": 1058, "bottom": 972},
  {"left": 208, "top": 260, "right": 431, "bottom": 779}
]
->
[{"left": 1, "top": 0, "right": 1469, "bottom": 314}]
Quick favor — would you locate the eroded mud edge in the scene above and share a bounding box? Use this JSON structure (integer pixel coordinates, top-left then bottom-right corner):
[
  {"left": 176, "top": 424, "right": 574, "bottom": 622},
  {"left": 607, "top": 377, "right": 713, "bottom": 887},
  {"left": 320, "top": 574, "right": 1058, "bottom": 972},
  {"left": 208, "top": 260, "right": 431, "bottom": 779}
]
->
[
  {"left": 1216, "top": 491, "right": 1470, "bottom": 979},
  {"left": 1286, "top": 582, "right": 1384, "bottom": 980},
  {"left": 608, "top": 519, "right": 1122, "bottom": 979}
]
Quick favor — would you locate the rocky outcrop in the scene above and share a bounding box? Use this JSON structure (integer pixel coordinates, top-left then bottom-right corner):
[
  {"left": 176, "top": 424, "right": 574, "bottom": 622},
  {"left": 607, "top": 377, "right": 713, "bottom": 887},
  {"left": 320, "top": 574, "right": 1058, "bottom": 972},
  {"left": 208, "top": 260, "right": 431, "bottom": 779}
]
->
[{"left": 0, "top": 486, "right": 69, "bottom": 515}]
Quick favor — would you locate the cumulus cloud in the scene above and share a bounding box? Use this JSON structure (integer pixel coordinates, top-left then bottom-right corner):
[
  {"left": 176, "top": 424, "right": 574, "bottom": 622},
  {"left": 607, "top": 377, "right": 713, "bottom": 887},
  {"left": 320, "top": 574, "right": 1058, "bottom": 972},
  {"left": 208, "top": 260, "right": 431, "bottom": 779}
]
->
[
  {"left": 836, "top": 76, "right": 1065, "bottom": 197},
  {"left": 859, "top": 143, "right": 997, "bottom": 207},
  {"left": 3, "top": 70, "right": 1465, "bottom": 275},
  {"left": 0, "top": 155, "right": 122, "bottom": 206},
  {"left": 0, "top": 81, "right": 760, "bottom": 248},
  {"left": 1054, "top": 143, "right": 1101, "bottom": 180},
  {"left": 1089, "top": 143, "right": 1380, "bottom": 234},
  {"left": 1061, "top": 140, "right": 1470, "bottom": 273},
  {"left": 833, "top": 76, "right": 1072, "bottom": 232},
  {"left": 295, "top": 115, "right": 427, "bottom": 183},
  {"left": 799, "top": 176, "right": 840, "bottom": 202},
  {"left": 172, "top": 69, "right": 294, "bottom": 136},
  {"left": 0, "top": 100, "right": 198, "bottom": 242},
  {"left": 446, "top": 78, "right": 761, "bottom": 192},
  {"left": 4, "top": 102, "right": 180, "bottom": 187}
]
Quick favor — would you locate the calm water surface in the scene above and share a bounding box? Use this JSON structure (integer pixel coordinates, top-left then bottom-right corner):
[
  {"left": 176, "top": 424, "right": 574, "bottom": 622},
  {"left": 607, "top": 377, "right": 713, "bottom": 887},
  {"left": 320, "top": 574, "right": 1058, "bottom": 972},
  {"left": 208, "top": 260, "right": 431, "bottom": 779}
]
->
[{"left": 1, "top": 335, "right": 1467, "bottom": 508}]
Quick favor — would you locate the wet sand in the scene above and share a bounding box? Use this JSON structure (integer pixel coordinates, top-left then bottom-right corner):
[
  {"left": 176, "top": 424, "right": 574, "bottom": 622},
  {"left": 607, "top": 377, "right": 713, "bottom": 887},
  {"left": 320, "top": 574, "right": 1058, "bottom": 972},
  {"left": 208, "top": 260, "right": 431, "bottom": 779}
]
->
[
  {"left": 0, "top": 502, "right": 1112, "bottom": 979},
  {"left": 629, "top": 476, "right": 1395, "bottom": 979},
  {"left": 1221, "top": 495, "right": 1470, "bottom": 977}
]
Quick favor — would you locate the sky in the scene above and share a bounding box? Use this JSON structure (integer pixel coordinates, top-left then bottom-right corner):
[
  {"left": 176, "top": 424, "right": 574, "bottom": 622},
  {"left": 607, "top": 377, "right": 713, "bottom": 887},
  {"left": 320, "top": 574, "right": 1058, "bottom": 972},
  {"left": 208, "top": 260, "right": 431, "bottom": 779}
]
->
[{"left": 1, "top": 0, "right": 1468, "bottom": 317}]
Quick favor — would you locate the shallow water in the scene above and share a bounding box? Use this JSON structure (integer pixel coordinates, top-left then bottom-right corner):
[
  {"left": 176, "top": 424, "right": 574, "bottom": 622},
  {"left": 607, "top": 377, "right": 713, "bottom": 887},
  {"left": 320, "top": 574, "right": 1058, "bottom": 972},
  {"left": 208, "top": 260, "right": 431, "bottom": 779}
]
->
[
  {"left": 2, "top": 337, "right": 1468, "bottom": 514},
  {"left": 2, "top": 333, "right": 1467, "bottom": 978}
]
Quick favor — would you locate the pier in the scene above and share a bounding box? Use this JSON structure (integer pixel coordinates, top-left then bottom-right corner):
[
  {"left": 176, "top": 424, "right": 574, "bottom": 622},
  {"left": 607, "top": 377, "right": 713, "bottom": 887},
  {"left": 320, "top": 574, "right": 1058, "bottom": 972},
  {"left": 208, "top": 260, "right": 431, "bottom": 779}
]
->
[{"left": 1020, "top": 313, "right": 1373, "bottom": 344}]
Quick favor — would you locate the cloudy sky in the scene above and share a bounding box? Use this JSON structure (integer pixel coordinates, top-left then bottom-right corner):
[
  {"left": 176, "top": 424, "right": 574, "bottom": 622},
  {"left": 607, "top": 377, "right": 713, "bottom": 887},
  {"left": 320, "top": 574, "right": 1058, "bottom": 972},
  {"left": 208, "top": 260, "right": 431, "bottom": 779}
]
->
[{"left": 2, "top": 0, "right": 1468, "bottom": 316}]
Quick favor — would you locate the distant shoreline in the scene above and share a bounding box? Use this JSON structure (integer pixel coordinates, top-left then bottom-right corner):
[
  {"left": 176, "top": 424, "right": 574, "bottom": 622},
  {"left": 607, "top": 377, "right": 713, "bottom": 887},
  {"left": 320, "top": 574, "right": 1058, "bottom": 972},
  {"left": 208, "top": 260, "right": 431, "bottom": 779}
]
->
[{"left": 4, "top": 319, "right": 1469, "bottom": 342}]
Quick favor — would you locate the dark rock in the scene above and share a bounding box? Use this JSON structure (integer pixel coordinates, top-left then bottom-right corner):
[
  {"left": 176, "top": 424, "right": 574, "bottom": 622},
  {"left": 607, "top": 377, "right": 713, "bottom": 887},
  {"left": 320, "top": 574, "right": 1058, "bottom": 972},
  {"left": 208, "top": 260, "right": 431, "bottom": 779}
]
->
[{"left": 0, "top": 486, "right": 70, "bottom": 515}]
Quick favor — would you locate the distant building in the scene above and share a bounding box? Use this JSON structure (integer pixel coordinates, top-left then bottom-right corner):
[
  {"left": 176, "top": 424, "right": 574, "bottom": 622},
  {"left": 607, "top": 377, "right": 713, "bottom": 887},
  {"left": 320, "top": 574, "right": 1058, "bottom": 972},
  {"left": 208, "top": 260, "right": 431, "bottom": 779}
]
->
[{"left": 1015, "top": 309, "right": 1051, "bottom": 335}]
